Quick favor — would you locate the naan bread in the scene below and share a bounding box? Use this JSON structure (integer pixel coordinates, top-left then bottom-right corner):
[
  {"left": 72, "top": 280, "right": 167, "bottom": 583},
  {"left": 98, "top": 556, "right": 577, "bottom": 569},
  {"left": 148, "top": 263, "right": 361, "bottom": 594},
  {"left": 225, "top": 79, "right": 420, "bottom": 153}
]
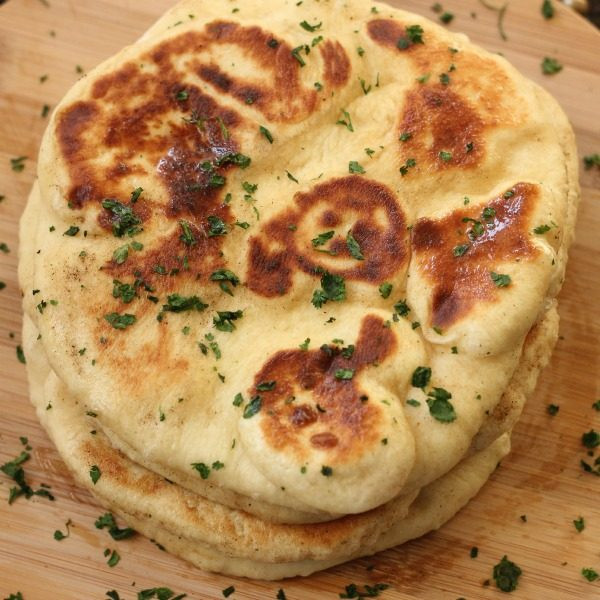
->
[{"left": 19, "top": 0, "right": 578, "bottom": 578}]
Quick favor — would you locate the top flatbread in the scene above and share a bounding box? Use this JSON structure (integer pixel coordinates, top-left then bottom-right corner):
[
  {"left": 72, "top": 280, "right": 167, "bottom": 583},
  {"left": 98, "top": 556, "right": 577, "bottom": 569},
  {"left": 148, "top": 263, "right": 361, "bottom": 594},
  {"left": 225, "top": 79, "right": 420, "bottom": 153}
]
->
[{"left": 23, "top": 0, "right": 577, "bottom": 519}]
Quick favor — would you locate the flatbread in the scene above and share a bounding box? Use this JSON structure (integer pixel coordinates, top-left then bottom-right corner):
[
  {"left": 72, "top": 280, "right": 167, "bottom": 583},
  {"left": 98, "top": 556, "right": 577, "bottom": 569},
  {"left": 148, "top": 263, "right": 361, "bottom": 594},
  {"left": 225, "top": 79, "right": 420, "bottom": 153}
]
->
[{"left": 19, "top": 0, "right": 579, "bottom": 578}]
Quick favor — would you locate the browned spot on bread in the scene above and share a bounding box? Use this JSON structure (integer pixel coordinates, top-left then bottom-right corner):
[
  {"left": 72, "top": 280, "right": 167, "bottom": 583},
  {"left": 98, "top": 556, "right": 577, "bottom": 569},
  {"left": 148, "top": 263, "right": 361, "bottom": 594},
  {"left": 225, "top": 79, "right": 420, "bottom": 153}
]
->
[
  {"left": 412, "top": 183, "right": 539, "bottom": 328},
  {"left": 250, "top": 315, "right": 395, "bottom": 463},
  {"left": 320, "top": 40, "right": 351, "bottom": 87},
  {"left": 399, "top": 85, "right": 484, "bottom": 170},
  {"left": 247, "top": 177, "right": 408, "bottom": 297}
]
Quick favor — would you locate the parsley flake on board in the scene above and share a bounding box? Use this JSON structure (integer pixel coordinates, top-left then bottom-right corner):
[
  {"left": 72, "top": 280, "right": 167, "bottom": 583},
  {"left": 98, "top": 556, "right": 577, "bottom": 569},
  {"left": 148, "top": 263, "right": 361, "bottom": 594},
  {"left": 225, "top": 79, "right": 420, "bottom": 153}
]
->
[
  {"left": 339, "top": 582, "right": 389, "bottom": 598},
  {"left": 573, "top": 516, "right": 585, "bottom": 532},
  {"left": 101, "top": 199, "right": 142, "bottom": 237},
  {"left": 276, "top": 590, "right": 287, "bottom": 600},
  {"left": 104, "top": 312, "right": 136, "bottom": 330},
  {"left": 16, "top": 345, "right": 26, "bottom": 364},
  {"left": 106, "top": 549, "right": 120, "bottom": 567},
  {"left": 584, "top": 154, "right": 600, "bottom": 170},
  {"left": 582, "top": 429, "right": 600, "bottom": 449},
  {"left": 542, "top": 56, "right": 563, "bottom": 75},
  {"left": 346, "top": 230, "right": 364, "bottom": 260},
  {"left": 213, "top": 310, "right": 243, "bottom": 332},
  {"left": 222, "top": 586, "right": 235, "bottom": 598},
  {"left": 312, "top": 272, "right": 346, "bottom": 308},
  {"left": 349, "top": 161, "right": 365, "bottom": 174},
  {"left": 137, "top": 588, "right": 187, "bottom": 600},
  {"left": 593, "top": 400, "right": 600, "bottom": 411},
  {"left": 243, "top": 395, "right": 262, "bottom": 418},
  {"left": 53, "top": 519, "right": 72, "bottom": 541},
  {"left": 393, "top": 299, "right": 410, "bottom": 317},
  {"left": 411, "top": 366, "right": 431, "bottom": 389},
  {"left": 582, "top": 568, "right": 599, "bottom": 582},
  {"left": 427, "top": 387, "right": 456, "bottom": 422},
  {"left": 546, "top": 404, "right": 560, "bottom": 416},
  {"left": 492, "top": 555, "right": 522, "bottom": 592},
  {"left": 542, "top": 0, "right": 554, "bottom": 19},
  {"left": 10, "top": 156, "right": 27, "bottom": 172},
  {"left": 491, "top": 272, "right": 511, "bottom": 287},
  {"left": 95, "top": 512, "right": 136, "bottom": 540},
  {"left": 112, "top": 244, "right": 129, "bottom": 264},
  {"left": 1, "top": 448, "right": 54, "bottom": 504},
  {"left": 89, "top": 465, "right": 101, "bottom": 484}
]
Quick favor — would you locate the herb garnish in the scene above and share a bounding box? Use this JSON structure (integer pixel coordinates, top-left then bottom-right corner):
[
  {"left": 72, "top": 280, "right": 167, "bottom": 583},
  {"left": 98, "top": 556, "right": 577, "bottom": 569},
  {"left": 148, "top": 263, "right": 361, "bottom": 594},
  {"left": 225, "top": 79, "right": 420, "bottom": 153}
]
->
[
  {"left": 89, "top": 465, "right": 101, "bottom": 484},
  {"left": 336, "top": 109, "right": 354, "bottom": 132},
  {"left": 137, "top": 588, "right": 187, "bottom": 599},
  {"left": 222, "top": 586, "right": 235, "bottom": 598},
  {"left": 542, "top": 0, "right": 554, "bottom": 19},
  {"left": 541, "top": 57, "right": 563, "bottom": 75},
  {"left": 207, "top": 215, "right": 228, "bottom": 237},
  {"left": 243, "top": 395, "right": 262, "bottom": 418},
  {"left": 312, "top": 272, "right": 346, "bottom": 308},
  {"left": 104, "top": 312, "right": 136, "bottom": 330},
  {"left": 210, "top": 269, "right": 240, "bottom": 296},
  {"left": 1, "top": 449, "right": 54, "bottom": 504},
  {"left": 102, "top": 199, "right": 141, "bottom": 237},
  {"left": 16, "top": 345, "right": 26, "bottom": 364},
  {"left": 346, "top": 230, "right": 364, "bottom": 260},
  {"left": 453, "top": 244, "right": 469, "bottom": 257},
  {"left": 349, "top": 161, "right": 365, "bottom": 174},
  {"left": 162, "top": 294, "right": 208, "bottom": 313},
  {"left": 393, "top": 299, "right": 410, "bottom": 317},
  {"left": 492, "top": 555, "right": 522, "bottom": 592},
  {"left": 582, "top": 429, "right": 600, "bottom": 449},
  {"left": 584, "top": 154, "right": 600, "bottom": 170},
  {"left": 213, "top": 310, "right": 243, "bottom": 332},
  {"left": 321, "top": 465, "right": 333, "bottom": 476},
  {"left": 339, "top": 583, "right": 389, "bottom": 598},
  {"left": 300, "top": 20, "right": 321, "bottom": 32},
  {"left": 490, "top": 272, "right": 511, "bottom": 287},
  {"left": 335, "top": 369, "right": 355, "bottom": 380},
  {"left": 412, "top": 366, "right": 431, "bottom": 388},
  {"left": 547, "top": 404, "right": 559, "bottom": 416},
  {"left": 291, "top": 44, "right": 310, "bottom": 66},
  {"left": 259, "top": 125, "right": 274, "bottom": 143},
  {"left": 112, "top": 280, "right": 137, "bottom": 303},
  {"left": 427, "top": 388, "right": 456, "bottom": 422},
  {"left": 439, "top": 150, "right": 452, "bottom": 161},
  {"left": 63, "top": 225, "right": 80, "bottom": 236},
  {"left": 179, "top": 220, "right": 196, "bottom": 246},
  {"left": 573, "top": 516, "right": 585, "bottom": 532},
  {"left": 95, "top": 512, "right": 136, "bottom": 540},
  {"left": 10, "top": 156, "right": 27, "bottom": 172},
  {"left": 379, "top": 282, "right": 393, "bottom": 299},
  {"left": 54, "top": 519, "right": 72, "bottom": 541},
  {"left": 397, "top": 25, "right": 425, "bottom": 49},
  {"left": 399, "top": 158, "right": 416, "bottom": 176},
  {"left": 312, "top": 230, "right": 335, "bottom": 248},
  {"left": 582, "top": 568, "right": 599, "bottom": 582}
]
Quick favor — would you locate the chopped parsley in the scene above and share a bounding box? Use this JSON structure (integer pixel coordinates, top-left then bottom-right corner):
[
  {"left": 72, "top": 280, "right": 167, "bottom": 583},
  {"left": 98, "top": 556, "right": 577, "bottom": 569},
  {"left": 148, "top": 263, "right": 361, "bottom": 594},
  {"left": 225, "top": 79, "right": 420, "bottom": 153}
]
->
[
  {"left": 582, "top": 429, "right": 600, "bottom": 449},
  {"left": 439, "top": 150, "right": 452, "bottom": 162},
  {"left": 346, "top": 230, "right": 364, "bottom": 260},
  {"left": 63, "top": 225, "right": 80, "bottom": 236},
  {"left": 1, "top": 449, "right": 54, "bottom": 504},
  {"left": 16, "top": 345, "right": 26, "bottom": 364},
  {"left": 546, "top": 404, "right": 560, "bottom": 416},
  {"left": 162, "top": 294, "right": 208, "bottom": 313},
  {"left": 95, "top": 513, "right": 136, "bottom": 540},
  {"left": 276, "top": 590, "right": 287, "bottom": 600},
  {"left": 491, "top": 272, "right": 511, "bottom": 287},
  {"left": 10, "top": 156, "right": 27, "bottom": 172},
  {"left": 112, "top": 244, "right": 129, "bottom": 264},
  {"left": 321, "top": 465, "right": 333, "bottom": 476},
  {"left": 104, "top": 312, "right": 136, "bottom": 330},
  {"left": 256, "top": 381, "right": 276, "bottom": 391},
  {"left": 54, "top": 519, "right": 72, "bottom": 541},
  {"left": 286, "top": 170, "right": 299, "bottom": 183},
  {"left": 439, "top": 72, "right": 451, "bottom": 85},
  {"left": 210, "top": 269, "right": 240, "bottom": 296},
  {"left": 101, "top": 199, "right": 141, "bottom": 237},
  {"left": 179, "top": 220, "right": 196, "bottom": 246},
  {"left": 399, "top": 132, "right": 412, "bottom": 142},
  {"left": 130, "top": 187, "right": 143, "bottom": 203},
  {"left": 593, "top": 400, "right": 600, "bottom": 411},
  {"left": 533, "top": 224, "right": 552, "bottom": 234},
  {"left": 335, "top": 368, "right": 355, "bottom": 380},
  {"left": 573, "top": 516, "right": 585, "bottom": 532},
  {"left": 393, "top": 299, "right": 410, "bottom": 317},
  {"left": 259, "top": 125, "right": 274, "bottom": 143},
  {"left": 243, "top": 395, "right": 262, "bottom": 418},
  {"left": 300, "top": 20, "right": 321, "bottom": 32},
  {"left": 336, "top": 109, "right": 354, "bottom": 132},
  {"left": 207, "top": 215, "right": 228, "bottom": 237},
  {"left": 492, "top": 555, "right": 522, "bottom": 592},
  {"left": 299, "top": 338, "right": 311, "bottom": 351},
  {"left": 213, "top": 310, "right": 243, "bottom": 332},
  {"left": 379, "top": 282, "right": 393, "bottom": 299},
  {"left": 112, "top": 280, "right": 136, "bottom": 303},
  {"left": 411, "top": 366, "right": 431, "bottom": 389},
  {"left": 542, "top": 0, "right": 554, "bottom": 19},
  {"left": 359, "top": 78, "right": 372, "bottom": 95},
  {"left": 106, "top": 549, "right": 120, "bottom": 567},
  {"left": 584, "top": 154, "right": 600, "bottom": 170},
  {"left": 222, "top": 586, "right": 235, "bottom": 598},
  {"left": 399, "top": 158, "right": 416, "bottom": 176},
  {"left": 312, "top": 230, "right": 335, "bottom": 248},
  {"left": 137, "top": 588, "right": 187, "bottom": 599},
  {"left": 291, "top": 44, "right": 309, "bottom": 66},
  {"left": 349, "top": 161, "right": 365, "bottom": 174},
  {"left": 407, "top": 399, "right": 421, "bottom": 407},
  {"left": 89, "top": 465, "right": 101, "bottom": 484},
  {"left": 470, "top": 546, "right": 479, "bottom": 558},
  {"left": 397, "top": 24, "right": 425, "bottom": 49},
  {"left": 582, "top": 568, "right": 599, "bottom": 582},
  {"left": 440, "top": 11, "right": 454, "bottom": 24},
  {"left": 541, "top": 57, "right": 563, "bottom": 75},
  {"left": 427, "top": 387, "right": 456, "bottom": 422},
  {"left": 453, "top": 244, "right": 469, "bottom": 257},
  {"left": 312, "top": 272, "right": 346, "bottom": 308},
  {"left": 339, "top": 583, "right": 389, "bottom": 598},
  {"left": 233, "top": 393, "right": 244, "bottom": 407},
  {"left": 191, "top": 462, "right": 211, "bottom": 479}
]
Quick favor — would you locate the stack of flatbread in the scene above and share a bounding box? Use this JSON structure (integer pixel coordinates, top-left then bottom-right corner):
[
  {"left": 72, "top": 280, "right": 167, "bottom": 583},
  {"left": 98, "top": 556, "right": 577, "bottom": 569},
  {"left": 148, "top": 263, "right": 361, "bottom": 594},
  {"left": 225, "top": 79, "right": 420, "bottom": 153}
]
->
[{"left": 18, "top": 0, "right": 579, "bottom": 579}]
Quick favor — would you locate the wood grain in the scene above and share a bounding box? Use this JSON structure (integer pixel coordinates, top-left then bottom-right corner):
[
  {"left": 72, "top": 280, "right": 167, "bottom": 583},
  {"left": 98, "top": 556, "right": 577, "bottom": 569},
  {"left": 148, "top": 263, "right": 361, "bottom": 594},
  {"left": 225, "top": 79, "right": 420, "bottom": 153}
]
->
[{"left": 1, "top": 1, "right": 599, "bottom": 598}]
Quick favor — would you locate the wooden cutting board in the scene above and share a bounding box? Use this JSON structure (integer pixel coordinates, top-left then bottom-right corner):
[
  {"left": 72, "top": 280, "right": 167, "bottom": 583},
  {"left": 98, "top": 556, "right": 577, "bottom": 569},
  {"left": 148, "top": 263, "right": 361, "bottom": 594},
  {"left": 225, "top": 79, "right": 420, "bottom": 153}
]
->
[{"left": 0, "top": 1, "right": 599, "bottom": 598}]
